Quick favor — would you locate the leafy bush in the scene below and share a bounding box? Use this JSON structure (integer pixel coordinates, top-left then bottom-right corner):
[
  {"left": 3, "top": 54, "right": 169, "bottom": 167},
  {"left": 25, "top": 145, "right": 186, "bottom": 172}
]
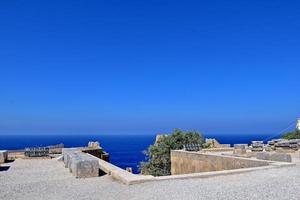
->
[
  {"left": 282, "top": 129, "right": 300, "bottom": 139},
  {"left": 140, "top": 129, "right": 204, "bottom": 176}
]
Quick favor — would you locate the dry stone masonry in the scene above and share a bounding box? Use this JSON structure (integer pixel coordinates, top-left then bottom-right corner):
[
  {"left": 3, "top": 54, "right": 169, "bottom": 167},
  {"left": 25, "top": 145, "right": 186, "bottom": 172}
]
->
[
  {"left": 62, "top": 148, "right": 100, "bottom": 178},
  {"left": 256, "top": 152, "right": 292, "bottom": 163},
  {"left": 251, "top": 141, "right": 264, "bottom": 152},
  {"left": 266, "top": 139, "right": 300, "bottom": 152},
  {"left": 205, "top": 138, "right": 231, "bottom": 148},
  {"left": 233, "top": 144, "right": 247, "bottom": 155}
]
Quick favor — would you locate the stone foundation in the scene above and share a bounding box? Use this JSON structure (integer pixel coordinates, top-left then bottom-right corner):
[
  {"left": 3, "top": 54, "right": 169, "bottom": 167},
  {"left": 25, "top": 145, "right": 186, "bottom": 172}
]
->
[
  {"left": 256, "top": 152, "right": 292, "bottom": 162},
  {"left": 233, "top": 144, "right": 247, "bottom": 155}
]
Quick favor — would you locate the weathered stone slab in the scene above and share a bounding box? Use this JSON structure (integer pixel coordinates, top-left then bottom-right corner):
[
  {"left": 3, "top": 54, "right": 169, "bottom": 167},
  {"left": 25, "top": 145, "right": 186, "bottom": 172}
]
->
[
  {"left": 256, "top": 152, "right": 270, "bottom": 160},
  {"left": 62, "top": 148, "right": 100, "bottom": 178},
  {"left": 256, "top": 152, "right": 291, "bottom": 162},
  {"left": 0, "top": 150, "right": 8, "bottom": 163},
  {"left": 69, "top": 153, "right": 99, "bottom": 178},
  {"left": 264, "top": 146, "right": 273, "bottom": 152},
  {"left": 62, "top": 148, "right": 80, "bottom": 168},
  {"left": 270, "top": 153, "right": 292, "bottom": 162},
  {"left": 233, "top": 144, "right": 247, "bottom": 155}
]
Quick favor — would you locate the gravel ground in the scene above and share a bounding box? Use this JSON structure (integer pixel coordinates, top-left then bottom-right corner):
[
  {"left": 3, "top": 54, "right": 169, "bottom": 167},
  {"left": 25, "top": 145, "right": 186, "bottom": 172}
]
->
[{"left": 1, "top": 158, "right": 300, "bottom": 200}]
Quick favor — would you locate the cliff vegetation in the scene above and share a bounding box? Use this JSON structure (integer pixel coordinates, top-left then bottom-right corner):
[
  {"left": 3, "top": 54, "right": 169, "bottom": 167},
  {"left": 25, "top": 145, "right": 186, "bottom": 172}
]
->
[{"left": 140, "top": 129, "right": 204, "bottom": 176}]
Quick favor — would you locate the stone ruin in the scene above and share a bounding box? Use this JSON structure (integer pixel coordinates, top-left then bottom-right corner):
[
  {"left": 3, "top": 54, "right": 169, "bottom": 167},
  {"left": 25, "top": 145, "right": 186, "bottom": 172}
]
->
[
  {"left": 83, "top": 141, "right": 109, "bottom": 162},
  {"left": 62, "top": 148, "right": 100, "bottom": 178},
  {"left": 233, "top": 144, "right": 247, "bottom": 155},
  {"left": 251, "top": 141, "right": 264, "bottom": 152},
  {"left": 230, "top": 141, "right": 294, "bottom": 163},
  {"left": 255, "top": 152, "right": 292, "bottom": 162},
  {"left": 88, "top": 141, "right": 100, "bottom": 149},
  {"left": 0, "top": 150, "right": 8, "bottom": 164},
  {"left": 266, "top": 139, "right": 300, "bottom": 152},
  {"left": 250, "top": 139, "right": 300, "bottom": 152},
  {"left": 25, "top": 147, "right": 50, "bottom": 157},
  {"left": 205, "top": 138, "right": 231, "bottom": 148}
]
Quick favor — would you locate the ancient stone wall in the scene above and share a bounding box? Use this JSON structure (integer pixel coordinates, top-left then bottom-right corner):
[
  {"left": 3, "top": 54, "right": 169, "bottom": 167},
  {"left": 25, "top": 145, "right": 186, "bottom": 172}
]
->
[{"left": 171, "top": 150, "right": 269, "bottom": 175}]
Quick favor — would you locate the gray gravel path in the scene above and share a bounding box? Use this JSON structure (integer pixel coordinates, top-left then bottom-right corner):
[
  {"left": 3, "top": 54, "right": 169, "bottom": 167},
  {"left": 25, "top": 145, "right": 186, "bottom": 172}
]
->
[{"left": 1, "top": 158, "right": 300, "bottom": 200}]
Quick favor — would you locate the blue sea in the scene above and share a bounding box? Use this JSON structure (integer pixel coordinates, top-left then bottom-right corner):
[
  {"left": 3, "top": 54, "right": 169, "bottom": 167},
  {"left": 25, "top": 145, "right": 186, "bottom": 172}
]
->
[{"left": 0, "top": 134, "right": 275, "bottom": 173}]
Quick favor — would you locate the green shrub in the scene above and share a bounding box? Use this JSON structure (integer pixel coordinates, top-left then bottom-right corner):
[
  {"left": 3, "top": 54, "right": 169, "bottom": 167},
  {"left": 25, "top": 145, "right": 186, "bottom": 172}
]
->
[
  {"left": 140, "top": 129, "right": 204, "bottom": 176},
  {"left": 282, "top": 129, "right": 300, "bottom": 139}
]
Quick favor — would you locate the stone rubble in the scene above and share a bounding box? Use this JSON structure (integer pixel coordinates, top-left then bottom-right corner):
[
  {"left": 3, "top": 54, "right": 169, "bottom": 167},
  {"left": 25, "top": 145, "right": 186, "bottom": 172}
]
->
[
  {"left": 265, "top": 139, "right": 300, "bottom": 152},
  {"left": 251, "top": 141, "right": 264, "bottom": 152}
]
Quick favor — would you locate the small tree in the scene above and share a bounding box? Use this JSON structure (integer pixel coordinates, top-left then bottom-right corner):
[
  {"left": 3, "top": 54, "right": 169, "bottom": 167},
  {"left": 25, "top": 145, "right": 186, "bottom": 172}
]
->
[
  {"left": 282, "top": 129, "right": 300, "bottom": 139},
  {"left": 140, "top": 129, "right": 204, "bottom": 176}
]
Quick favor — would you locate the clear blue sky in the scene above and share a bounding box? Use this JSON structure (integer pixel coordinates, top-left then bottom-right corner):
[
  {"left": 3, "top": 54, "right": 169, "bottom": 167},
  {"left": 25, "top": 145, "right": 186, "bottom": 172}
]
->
[{"left": 0, "top": 0, "right": 299, "bottom": 135}]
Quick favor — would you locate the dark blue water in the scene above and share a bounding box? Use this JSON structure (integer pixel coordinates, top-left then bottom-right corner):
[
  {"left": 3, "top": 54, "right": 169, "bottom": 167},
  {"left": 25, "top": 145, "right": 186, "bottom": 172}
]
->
[{"left": 0, "top": 134, "right": 274, "bottom": 173}]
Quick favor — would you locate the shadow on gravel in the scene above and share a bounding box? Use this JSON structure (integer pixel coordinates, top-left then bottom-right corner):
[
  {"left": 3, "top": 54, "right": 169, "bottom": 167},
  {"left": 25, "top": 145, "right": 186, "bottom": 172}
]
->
[
  {"left": 99, "top": 169, "right": 107, "bottom": 177},
  {"left": 0, "top": 166, "right": 10, "bottom": 171}
]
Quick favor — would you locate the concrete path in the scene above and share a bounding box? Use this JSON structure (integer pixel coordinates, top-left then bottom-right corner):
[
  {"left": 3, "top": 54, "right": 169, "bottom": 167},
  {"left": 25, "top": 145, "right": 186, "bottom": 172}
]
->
[{"left": 1, "top": 157, "right": 300, "bottom": 200}]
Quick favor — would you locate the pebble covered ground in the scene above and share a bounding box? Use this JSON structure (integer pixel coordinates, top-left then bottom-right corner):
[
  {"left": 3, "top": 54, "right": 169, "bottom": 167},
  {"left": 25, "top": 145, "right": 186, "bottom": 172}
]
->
[{"left": 1, "top": 157, "right": 300, "bottom": 200}]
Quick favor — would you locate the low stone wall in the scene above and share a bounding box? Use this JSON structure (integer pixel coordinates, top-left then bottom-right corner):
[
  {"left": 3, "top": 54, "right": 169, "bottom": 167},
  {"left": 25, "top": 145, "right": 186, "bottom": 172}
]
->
[
  {"left": 87, "top": 154, "right": 155, "bottom": 185},
  {"left": 171, "top": 150, "right": 270, "bottom": 175},
  {"left": 256, "top": 152, "right": 292, "bottom": 162},
  {"left": 81, "top": 147, "right": 110, "bottom": 162},
  {"left": 59, "top": 148, "right": 294, "bottom": 185},
  {"left": 202, "top": 147, "right": 233, "bottom": 152}
]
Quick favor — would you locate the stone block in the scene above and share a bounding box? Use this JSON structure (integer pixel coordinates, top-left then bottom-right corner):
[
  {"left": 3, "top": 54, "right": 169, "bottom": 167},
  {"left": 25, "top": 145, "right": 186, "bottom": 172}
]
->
[
  {"left": 270, "top": 153, "right": 291, "bottom": 162},
  {"left": 252, "top": 141, "right": 263, "bottom": 147},
  {"left": 233, "top": 144, "right": 247, "bottom": 155},
  {"left": 88, "top": 141, "right": 100, "bottom": 148},
  {"left": 234, "top": 144, "right": 247, "bottom": 149},
  {"left": 256, "top": 152, "right": 291, "bottom": 162},
  {"left": 264, "top": 146, "right": 273, "bottom": 152},
  {"left": 233, "top": 149, "right": 247, "bottom": 155},
  {"left": 69, "top": 153, "right": 99, "bottom": 178},
  {"left": 256, "top": 152, "right": 270, "bottom": 160},
  {"left": 251, "top": 147, "right": 263, "bottom": 152},
  {"left": 62, "top": 148, "right": 80, "bottom": 168},
  {"left": 0, "top": 150, "right": 8, "bottom": 163}
]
